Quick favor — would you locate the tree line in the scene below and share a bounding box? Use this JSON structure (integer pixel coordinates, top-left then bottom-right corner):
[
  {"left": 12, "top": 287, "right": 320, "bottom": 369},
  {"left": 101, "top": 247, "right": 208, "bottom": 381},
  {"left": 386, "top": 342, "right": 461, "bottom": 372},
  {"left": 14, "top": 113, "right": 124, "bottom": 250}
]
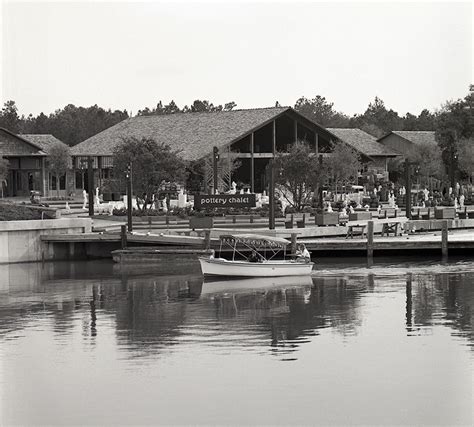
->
[
  {"left": 0, "top": 90, "right": 472, "bottom": 182},
  {"left": 0, "top": 92, "right": 468, "bottom": 146}
]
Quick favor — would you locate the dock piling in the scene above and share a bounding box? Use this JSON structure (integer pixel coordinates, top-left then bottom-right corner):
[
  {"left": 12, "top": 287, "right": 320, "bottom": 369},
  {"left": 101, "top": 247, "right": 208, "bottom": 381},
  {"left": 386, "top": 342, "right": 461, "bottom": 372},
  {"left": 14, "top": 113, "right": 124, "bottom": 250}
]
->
[
  {"left": 121, "top": 225, "right": 127, "bottom": 249},
  {"left": 441, "top": 220, "right": 448, "bottom": 257},
  {"left": 204, "top": 229, "right": 211, "bottom": 250},
  {"left": 367, "top": 220, "right": 374, "bottom": 259},
  {"left": 291, "top": 233, "right": 297, "bottom": 257}
]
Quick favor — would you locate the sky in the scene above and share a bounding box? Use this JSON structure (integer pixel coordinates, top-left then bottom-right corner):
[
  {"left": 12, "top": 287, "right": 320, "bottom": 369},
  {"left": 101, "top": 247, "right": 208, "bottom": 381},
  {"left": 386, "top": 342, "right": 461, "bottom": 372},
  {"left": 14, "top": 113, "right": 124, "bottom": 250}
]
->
[{"left": 1, "top": 1, "right": 472, "bottom": 117}]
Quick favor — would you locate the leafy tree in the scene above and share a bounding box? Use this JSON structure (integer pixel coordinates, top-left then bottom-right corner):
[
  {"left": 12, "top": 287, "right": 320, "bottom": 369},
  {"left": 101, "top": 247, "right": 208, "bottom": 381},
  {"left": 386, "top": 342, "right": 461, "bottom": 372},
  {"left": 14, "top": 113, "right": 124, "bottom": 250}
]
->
[
  {"left": 324, "top": 143, "right": 361, "bottom": 199},
  {"left": 350, "top": 96, "right": 403, "bottom": 136},
  {"left": 112, "top": 137, "right": 187, "bottom": 212},
  {"left": 0, "top": 100, "right": 21, "bottom": 133},
  {"left": 294, "top": 95, "right": 350, "bottom": 127},
  {"left": 457, "top": 138, "right": 474, "bottom": 183},
  {"left": 0, "top": 156, "right": 9, "bottom": 197},
  {"left": 274, "top": 141, "right": 320, "bottom": 211},
  {"left": 47, "top": 142, "right": 71, "bottom": 198},
  {"left": 435, "top": 92, "right": 474, "bottom": 179},
  {"left": 408, "top": 141, "right": 444, "bottom": 187}
]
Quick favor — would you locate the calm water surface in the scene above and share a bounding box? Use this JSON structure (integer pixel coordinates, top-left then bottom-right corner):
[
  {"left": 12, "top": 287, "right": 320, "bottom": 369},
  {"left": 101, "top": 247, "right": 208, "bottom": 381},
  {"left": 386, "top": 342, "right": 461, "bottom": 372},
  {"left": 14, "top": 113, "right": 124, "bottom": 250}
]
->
[{"left": 0, "top": 258, "right": 473, "bottom": 426}]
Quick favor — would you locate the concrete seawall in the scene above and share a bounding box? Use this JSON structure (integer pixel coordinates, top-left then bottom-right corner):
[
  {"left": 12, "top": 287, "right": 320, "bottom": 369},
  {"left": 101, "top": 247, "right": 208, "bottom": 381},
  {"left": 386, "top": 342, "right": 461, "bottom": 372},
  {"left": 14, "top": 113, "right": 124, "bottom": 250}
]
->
[{"left": 0, "top": 218, "right": 92, "bottom": 263}]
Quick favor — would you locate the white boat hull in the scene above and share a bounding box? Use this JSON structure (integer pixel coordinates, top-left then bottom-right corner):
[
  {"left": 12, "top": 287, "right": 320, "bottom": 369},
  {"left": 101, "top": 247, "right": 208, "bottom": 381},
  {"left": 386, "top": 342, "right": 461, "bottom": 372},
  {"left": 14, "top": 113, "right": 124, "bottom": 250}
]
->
[{"left": 199, "top": 257, "right": 314, "bottom": 277}]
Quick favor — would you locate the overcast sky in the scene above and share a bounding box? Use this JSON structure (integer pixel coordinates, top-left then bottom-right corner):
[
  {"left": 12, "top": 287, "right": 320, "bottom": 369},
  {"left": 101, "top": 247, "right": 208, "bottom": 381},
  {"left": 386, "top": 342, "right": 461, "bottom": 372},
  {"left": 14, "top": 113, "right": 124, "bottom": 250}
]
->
[{"left": 1, "top": 1, "right": 472, "bottom": 117}]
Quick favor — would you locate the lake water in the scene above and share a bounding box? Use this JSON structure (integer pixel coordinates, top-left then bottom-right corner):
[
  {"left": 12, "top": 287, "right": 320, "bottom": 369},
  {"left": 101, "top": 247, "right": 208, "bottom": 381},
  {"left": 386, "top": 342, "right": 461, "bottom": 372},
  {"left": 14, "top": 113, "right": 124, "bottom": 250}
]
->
[{"left": 0, "top": 258, "right": 473, "bottom": 426}]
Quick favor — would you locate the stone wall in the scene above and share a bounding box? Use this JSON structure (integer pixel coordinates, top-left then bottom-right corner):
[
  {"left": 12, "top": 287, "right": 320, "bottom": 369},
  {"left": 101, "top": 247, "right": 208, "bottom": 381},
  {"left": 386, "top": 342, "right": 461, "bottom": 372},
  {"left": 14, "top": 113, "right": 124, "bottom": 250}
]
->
[{"left": 0, "top": 218, "right": 92, "bottom": 263}]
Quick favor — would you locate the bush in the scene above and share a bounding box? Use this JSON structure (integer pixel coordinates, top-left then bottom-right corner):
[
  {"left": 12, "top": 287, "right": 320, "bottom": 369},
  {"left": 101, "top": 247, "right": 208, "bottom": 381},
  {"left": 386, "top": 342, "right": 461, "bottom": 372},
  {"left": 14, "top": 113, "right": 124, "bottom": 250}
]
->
[{"left": 0, "top": 203, "right": 55, "bottom": 221}]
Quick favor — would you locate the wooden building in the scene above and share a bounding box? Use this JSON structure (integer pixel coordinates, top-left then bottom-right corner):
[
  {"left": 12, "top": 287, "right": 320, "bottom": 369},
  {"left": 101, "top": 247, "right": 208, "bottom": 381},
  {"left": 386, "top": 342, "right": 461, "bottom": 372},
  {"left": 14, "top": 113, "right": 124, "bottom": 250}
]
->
[
  {"left": 0, "top": 129, "right": 70, "bottom": 197},
  {"left": 71, "top": 107, "right": 342, "bottom": 194},
  {"left": 327, "top": 128, "right": 399, "bottom": 181},
  {"left": 378, "top": 131, "right": 437, "bottom": 157}
]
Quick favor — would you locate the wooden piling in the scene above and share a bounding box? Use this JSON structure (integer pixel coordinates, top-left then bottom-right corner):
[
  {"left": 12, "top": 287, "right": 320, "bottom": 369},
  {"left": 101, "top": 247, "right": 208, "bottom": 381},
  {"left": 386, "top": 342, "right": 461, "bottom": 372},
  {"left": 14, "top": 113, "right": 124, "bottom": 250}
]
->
[
  {"left": 204, "top": 229, "right": 211, "bottom": 250},
  {"left": 291, "top": 233, "right": 298, "bottom": 257},
  {"left": 367, "top": 220, "right": 374, "bottom": 258},
  {"left": 441, "top": 220, "right": 448, "bottom": 257},
  {"left": 121, "top": 225, "right": 127, "bottom": 249}
]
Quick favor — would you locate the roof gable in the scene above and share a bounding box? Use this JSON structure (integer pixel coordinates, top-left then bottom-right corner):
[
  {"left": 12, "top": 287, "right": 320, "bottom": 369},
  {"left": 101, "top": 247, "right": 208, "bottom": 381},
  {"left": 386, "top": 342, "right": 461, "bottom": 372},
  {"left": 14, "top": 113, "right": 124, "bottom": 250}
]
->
[
  {"left": 379, "top": 131, "right": 436, "bottom": 146},
  {"left": 71, "top": 107, "right": 294, "bottom": 160},
  {"left": 0, "top": 128, "right": 46, "bottom": 157},
  {"left": 326, "top": 128, "right": 399, "bottom": 157},
  {"left": 20, "top": 134, "right": 68, "bottom": 154}
]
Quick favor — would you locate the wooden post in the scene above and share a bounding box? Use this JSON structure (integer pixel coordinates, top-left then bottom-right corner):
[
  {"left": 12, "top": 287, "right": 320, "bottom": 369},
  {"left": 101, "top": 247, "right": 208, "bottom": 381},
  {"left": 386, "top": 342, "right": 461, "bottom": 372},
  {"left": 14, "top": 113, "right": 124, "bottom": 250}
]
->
[
  {"left": 441, "top": 220, "right": 448, "bottom": 257},
  {"left": 121, "top": 225, "right": 127, "bottom": 249},
  {"left": 314, "top": 132, "right": 319, "bottom": 154},
  {"left": 291, "top": 233, "right": 297, "bottom": 258},
  {"left": 204, "top": 229, "right": 211, "bottom": 250},
  {"left": 250, "top": 133, "right": 255, "bottom": 193},
  {"left": 406, "top": 273, "right": 412, "bottom": 328},
  {"left": 294, "top": 119, "right": 298, "bottom": 142},
  {"left": 367, "top": 220, "right": 374, "bottom": 258},
  {"left": 405, "top": 159, "right": 411, "bottom": 219},
  {"left": 126, "top": 162, "right": 133, "bottom": 232},
  {"left": 88, "top": 156, "right": 94, "bottom": 217},
  {"left": 269, "top": 120, "right": 276, "bottom": 230}
]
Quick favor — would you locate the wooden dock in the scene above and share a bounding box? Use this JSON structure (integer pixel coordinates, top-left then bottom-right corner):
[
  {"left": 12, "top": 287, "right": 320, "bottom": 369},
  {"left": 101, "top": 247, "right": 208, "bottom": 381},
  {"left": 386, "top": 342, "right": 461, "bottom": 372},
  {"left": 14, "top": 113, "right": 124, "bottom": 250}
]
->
[{"left": 40, "top": 220, "right": 474, "bottom": 260}]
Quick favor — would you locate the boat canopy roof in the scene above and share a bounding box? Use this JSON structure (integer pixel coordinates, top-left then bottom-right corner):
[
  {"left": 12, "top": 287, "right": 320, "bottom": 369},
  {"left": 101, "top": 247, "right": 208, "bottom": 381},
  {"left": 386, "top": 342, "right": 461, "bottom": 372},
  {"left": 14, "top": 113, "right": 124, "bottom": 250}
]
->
[{"left": 219, "top": 234, "right": 290, "bottom": 248}]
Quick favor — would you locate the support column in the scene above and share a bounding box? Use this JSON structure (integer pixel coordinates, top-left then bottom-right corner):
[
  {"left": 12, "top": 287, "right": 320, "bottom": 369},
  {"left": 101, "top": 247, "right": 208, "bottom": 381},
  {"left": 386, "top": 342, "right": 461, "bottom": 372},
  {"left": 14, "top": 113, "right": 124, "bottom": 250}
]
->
[
  {"left": 250, "top": 133, "right": 255, "bottom": 193},
  {"left": 269, "top": 120, "right": 276, "bottom": 230},
  {"left": 41, "top": 157, "right": 47, "bottom": 197},
  {"left": 314, "top": 132, "right": 319, "bottom": 154},
  {"left": 294, "top": 119, "right": 298, "bottom": 143}
]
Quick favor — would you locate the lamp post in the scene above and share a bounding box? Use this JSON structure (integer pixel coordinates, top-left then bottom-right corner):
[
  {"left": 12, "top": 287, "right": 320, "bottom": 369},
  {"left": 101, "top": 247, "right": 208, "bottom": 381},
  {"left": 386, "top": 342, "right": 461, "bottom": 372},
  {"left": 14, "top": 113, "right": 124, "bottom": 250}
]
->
[
  {"left": 213, "top": 146, "right": 219, "bottom": 194},
  {"left": 79, "top": 158, "right": 87, "bottom": 190},
  {"left": 405, "top": 159, "right": 412, "bottom": 219},
  {"left": 404, "top": 159, "right": 420, "bottom": 219},
  {"left": 126, "top": 162, "right": 133, "bottom": 232}
]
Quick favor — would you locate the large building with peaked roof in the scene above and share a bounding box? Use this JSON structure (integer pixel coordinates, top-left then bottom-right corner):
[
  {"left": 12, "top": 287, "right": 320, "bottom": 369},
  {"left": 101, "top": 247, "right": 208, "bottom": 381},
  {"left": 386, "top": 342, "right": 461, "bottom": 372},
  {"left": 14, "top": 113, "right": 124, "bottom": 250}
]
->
[
  {"left": 71, "top": 107, "right": 339, "bottom": 193},
  {"left": 71, "top": 107, "right": 397, "bottom": 194}
]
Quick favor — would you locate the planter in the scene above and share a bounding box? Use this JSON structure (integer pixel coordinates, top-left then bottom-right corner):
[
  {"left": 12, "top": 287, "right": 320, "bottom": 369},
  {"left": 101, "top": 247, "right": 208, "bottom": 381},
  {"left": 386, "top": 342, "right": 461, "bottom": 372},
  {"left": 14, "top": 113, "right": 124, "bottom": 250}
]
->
[
  {"left": 315, "top": 212, "right": 340, "bottom": 226},
  {"left": 434, "top": 208, "right": 455, "bottom": 219},
  {"left": 349, "top": 212, "right": 373, "bottom": 221},
  {"left": 189, "top": 216, "right": 214, "bottom": 229}
]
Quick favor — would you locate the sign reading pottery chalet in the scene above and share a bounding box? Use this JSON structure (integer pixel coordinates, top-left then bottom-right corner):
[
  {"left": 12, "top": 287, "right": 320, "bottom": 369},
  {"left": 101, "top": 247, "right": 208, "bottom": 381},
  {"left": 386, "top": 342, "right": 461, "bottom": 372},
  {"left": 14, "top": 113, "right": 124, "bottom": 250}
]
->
[{"left": 194, "top": 194, "right": 256, "bottom": 209}]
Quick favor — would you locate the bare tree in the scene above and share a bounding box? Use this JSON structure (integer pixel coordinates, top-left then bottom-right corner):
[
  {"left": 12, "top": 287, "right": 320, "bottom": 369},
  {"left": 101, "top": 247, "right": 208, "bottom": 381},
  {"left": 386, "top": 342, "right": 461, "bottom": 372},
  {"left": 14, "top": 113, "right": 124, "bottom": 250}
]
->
[
  {"left": 324, "top": 143, "right": 361, "bottom": 200},
  {"left": 47, "top": 142, "right": 71, "bottom": 198}
]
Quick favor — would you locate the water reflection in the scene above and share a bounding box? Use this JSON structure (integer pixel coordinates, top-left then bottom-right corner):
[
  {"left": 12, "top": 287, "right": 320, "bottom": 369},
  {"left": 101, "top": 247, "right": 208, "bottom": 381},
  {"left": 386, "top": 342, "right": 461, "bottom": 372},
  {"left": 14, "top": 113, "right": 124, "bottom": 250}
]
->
[
  {"left": 1, "top": 260, "right": 473, "bottom": 426},
  {"left": 1, "top": 260, "right": 473, "bottom": 354}
]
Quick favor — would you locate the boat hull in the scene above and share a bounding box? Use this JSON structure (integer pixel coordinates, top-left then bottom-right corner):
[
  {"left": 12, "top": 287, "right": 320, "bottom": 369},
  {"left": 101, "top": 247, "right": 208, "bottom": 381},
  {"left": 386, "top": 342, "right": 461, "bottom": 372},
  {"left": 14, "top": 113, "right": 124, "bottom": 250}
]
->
[{"left": 199, "top": 257, "right": 314, "bottom": 277}]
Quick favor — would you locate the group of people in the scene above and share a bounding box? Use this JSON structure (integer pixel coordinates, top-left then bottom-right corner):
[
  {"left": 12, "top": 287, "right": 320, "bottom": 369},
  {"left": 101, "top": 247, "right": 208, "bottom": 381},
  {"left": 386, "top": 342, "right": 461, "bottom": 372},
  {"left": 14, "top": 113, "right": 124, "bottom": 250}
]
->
[{"left": 247, "top": 243, "right": 310, "bottom": 263}]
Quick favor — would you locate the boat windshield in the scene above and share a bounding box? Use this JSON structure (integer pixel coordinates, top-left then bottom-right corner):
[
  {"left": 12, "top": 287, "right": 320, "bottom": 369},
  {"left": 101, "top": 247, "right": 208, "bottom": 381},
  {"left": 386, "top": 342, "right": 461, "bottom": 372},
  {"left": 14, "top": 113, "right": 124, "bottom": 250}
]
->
[{"left": 218, "top": 234, "right": 289, "bottom": 262}]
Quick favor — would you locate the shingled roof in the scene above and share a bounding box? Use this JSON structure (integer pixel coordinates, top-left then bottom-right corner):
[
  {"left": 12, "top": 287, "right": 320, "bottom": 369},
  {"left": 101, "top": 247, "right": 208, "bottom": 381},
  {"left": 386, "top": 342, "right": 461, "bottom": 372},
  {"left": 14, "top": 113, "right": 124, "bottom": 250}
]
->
[
  {"left": 326, "top": 128, "right": 399, "bottom": 157},
  {"left": 20, "top": 134, "right": 68, "bottom": 154},
  {"left": 0, "top": 128, "right": 47, "bottom": 157},
  {"left": 379, "top": 130, "right": 437, "bottom": 145},
  {"left": 71, "top": 107, "right": 292, "bottom": 160}
]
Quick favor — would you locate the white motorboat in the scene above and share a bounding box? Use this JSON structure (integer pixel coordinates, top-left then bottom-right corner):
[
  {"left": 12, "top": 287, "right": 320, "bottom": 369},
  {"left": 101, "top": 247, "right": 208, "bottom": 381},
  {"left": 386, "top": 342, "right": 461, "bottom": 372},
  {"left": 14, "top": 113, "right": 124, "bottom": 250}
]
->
[{"left": 199, "top": 234, "right": 314, "bottom": 278}]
